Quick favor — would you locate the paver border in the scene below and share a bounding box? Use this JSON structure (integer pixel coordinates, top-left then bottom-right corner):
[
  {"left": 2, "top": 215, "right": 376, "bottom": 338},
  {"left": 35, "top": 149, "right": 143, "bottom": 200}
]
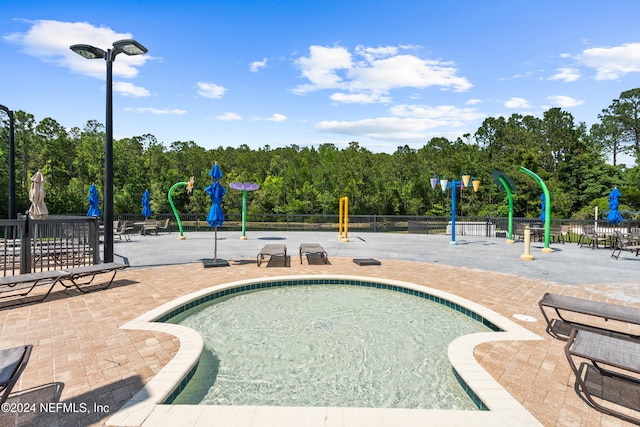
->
[{"left": 107, "top": 274, "right": 543, "bottom": 427}]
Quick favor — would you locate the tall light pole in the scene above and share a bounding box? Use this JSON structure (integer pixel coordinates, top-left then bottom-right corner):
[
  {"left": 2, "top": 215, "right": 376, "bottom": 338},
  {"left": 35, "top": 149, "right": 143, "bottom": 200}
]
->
[
  {"left": 70, "top": 39, "right": 148, "bottom": 262},
  {"left": 0, "top": 104, "right": 15, "bottom": 219}
]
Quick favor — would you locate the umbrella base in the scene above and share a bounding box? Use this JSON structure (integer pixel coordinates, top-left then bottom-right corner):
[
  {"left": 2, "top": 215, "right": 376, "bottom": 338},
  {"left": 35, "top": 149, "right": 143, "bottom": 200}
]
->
[{"left": 202, "top": 258, "right": 230, "bottom": 268}]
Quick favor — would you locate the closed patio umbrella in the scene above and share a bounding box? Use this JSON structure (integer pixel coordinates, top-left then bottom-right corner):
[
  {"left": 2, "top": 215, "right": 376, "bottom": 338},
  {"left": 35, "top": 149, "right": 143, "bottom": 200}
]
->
[
  {"left": 28, "top": 170, "right": 48, "bottom": 219},
  {"left": 87, "top": 183, "right": 101, "bottom": 217},
  {"left": 142, "top": 189, "right": 152, "bottom": 219},
  {"left": 607, "top": 187, "right": 623, "bottom": 224},
  {"left": 204, "top": 162, "right": 228, "bottom": 267}
]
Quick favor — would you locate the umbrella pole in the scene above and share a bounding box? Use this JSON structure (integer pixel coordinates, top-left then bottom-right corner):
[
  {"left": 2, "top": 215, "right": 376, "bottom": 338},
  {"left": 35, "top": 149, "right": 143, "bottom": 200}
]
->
[{"left": 214, "top": 226, "right": 218, "bottom": 260}]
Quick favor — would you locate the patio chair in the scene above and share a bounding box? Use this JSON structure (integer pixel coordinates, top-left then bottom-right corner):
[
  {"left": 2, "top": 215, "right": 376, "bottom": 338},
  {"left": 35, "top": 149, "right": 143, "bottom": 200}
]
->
[
  {"left": 257, "top": 244, "right": 287, "bottom": 267},
  {"left": 114, "top": 220, "right": 133, "bottom": 241},
  {"left": 299, "top": 243, "right": 328, "bottom": 264},
  {"left": 579, "top": 225, "right": 608, "bottom": 249},
  {"left": 549, "top": 224, "right": 564, "bottom": 244},
  {"left": 142, "top": 219, "right": 158, "bottom": 236},
  {"left": 560, "top": 225, "right": 572, "bottom": 243},
  {"left": 611, "top": 231, "right": 640, "bottom": 260},
  {"left": 513, "top": 223, "right": 525, "bottom": 240},
  {"left": 0, "top": 345, "right": 33, "bottom": 404},
  {"left": 564, "top": 329, "right": 640, "bottom": 424},
  {"left": 157, "top": 218, "right": 171, "bottom": 233}
]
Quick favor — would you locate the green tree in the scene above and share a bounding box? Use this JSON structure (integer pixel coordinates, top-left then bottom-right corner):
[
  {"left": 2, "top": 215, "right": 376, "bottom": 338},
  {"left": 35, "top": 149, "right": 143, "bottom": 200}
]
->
[{"left": 600, "top": 88, "right": 640, "bottom": 165}]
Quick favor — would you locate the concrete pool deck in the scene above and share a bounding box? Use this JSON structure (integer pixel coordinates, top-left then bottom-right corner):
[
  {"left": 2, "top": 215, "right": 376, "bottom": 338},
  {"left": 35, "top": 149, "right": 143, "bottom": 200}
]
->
[{"left": 1, "top": 230, "right": 639, "bottom": 426}]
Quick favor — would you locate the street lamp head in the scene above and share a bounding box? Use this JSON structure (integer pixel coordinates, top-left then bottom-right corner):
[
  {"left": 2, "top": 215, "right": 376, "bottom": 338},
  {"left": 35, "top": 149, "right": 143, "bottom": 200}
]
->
[
  {"left": 70, "top": 44, "right": 106, "bottom": 59},
  {"left": 112, "top": 39, "right": 148, "bottom": 55}
]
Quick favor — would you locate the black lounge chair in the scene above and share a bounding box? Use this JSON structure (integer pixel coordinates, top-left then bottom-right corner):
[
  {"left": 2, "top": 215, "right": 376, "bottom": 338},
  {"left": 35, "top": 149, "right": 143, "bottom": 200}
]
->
[
  {"left": 0, "top": 270, "right": 70, "bottom": 306},
  {"left": 60, "top": 262, "right": 129, "bottom": 293},
  {"left": 0, "top": 263, "right": 128, "bottom": 307},
  {"left": 257, "top": 244, "right": 287, "bottom": 267},
  {"left": 565, "top": 329, "right": 640, "bottom": 424},
  {"left": 0, "top": 345, "right": 33, "bottom": 404},
  {"left": 538, "top": 292, "right": 640, "bottom": 340},
  {"left": 299, "top": 243, "right": 328, "bottom": 264}
]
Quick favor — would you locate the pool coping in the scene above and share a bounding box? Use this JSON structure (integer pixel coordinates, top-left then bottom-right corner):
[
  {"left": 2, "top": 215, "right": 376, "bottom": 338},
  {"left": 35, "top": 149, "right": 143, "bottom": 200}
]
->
[{"left": 107, "top": 274, "right": 544, "bottom": 427}]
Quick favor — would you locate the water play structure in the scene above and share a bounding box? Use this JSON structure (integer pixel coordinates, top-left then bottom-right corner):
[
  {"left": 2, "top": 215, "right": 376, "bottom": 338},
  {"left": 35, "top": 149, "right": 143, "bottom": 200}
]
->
[
  {"left": 228, "top": 182, "right": 260, "bottom": 240},
  {"left": 168, "top": 177, "right": 194, "bottom": 240},
  {"left": 339, "top": 197, "right": 349, "bottom": 242}
]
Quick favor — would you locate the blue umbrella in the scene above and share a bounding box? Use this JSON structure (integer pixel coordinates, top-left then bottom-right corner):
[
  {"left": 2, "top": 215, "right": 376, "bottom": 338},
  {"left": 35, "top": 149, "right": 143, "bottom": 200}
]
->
[
  {"left": 87, "top": 183, "right": 101, "bottom": 217},
  {"left": 142, "top": 189, "right": 152, "bottom": 219},
  {"left": 206, "top": 163, "right": 227, "bottom": 264},
  {"left": 206, "top": 163, "right": 226, "bottom": 227},
  {"left": 607, "top": 187, "right": 623, "bottom": 224}
]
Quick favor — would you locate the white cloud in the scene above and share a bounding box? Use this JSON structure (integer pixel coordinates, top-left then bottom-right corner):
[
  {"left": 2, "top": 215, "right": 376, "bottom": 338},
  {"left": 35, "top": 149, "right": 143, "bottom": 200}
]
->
[
  {"left": 329, "top": 92, "right": 391, "bottom": 104},
  {"left": 504, "top": 97, "right": 531, "bottom": 109},
  {"left": 125, "top": 107, "right": 186, "bottom": 115},
  {"left": 250, "top": 57, "right": 268, "bottom": 72},
  {"left": 263, "top": 113, "right": 287, "bottom": 122},
  {"left": 197, "top": 82, "right": 227, "bottom": 99},
  {"left": 578, "top": 42, "right": 640, "bottom": 80},
  {"left": 316, "top": 117, "right": 432, "bottom": 140},
  {"left": 4, "top": 20, "right": 151, "bottom": 79},
  {"left": 315, "top": 103, "right": 484, "bottom": 141},
  {"left": 548, "top": 67, "right": 581, "bottom": 82},
  {"left": 293, "top": 44, "right": 472, "bottom": 102},
  {"left": 294, "top": 45, "right": 352, "bottom": 92},
  {"left": 113, "top": 82, "right": 150, "bottom": 97},
  {"left": 546, "top": 95, "right": 585, "bottom": 108},
  {"left": 466, "top": 98, "right": 482, "bottom": 105},
  {"left": 216, "top": 112, "right": 242, "bottom": 121}
]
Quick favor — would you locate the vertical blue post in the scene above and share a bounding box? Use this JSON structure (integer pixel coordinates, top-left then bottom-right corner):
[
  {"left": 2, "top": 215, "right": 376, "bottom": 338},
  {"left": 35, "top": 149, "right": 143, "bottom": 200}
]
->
[{"left": 450, "top": 179, "right": 457, "bottom": 245}]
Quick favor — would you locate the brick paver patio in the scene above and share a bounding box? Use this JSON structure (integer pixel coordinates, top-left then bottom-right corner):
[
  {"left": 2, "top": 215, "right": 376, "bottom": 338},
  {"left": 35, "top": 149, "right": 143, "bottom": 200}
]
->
[{"left": 1, "top": 255, "right": 638, "bottom": 426}]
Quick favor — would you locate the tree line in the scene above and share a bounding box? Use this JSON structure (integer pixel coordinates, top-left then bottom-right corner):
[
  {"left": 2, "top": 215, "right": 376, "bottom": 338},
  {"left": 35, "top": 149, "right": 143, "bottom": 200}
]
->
[{"left": 1, "top": 89, "right": 639, "bottom": 221}]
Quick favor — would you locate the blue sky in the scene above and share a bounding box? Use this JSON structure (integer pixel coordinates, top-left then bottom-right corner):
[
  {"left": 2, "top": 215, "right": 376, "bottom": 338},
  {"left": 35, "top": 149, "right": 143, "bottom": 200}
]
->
[{"left": 2, "top": 1, "right": 640, "bottom": 160}]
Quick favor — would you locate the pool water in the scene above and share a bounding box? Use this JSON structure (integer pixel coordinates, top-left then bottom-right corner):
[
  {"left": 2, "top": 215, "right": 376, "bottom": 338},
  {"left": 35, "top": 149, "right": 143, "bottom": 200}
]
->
[{"left": 168, "top": 284, "right": 491, "bottom": 410}]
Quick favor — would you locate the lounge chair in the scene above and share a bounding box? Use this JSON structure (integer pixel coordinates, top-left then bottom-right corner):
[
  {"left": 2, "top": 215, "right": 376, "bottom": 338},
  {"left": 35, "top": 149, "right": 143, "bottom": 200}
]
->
[
  {"left": 0, "top": 263, "right": 128, "bottom": 307},
  {"left": 257, "top": 244, "right": 287, "bottom": 267},
  {"left": 564, "top": 329, "right": 640, "bottom": 424},
  {"left": 299, "top": 243, "right": 328, "bottom": 264},
  {"left": 538, "top": 292, "right": 640, "bottom": 340},
  {"left": 0, "top": 270, "right": 71, "bottom": 306},
  {"left": 0, "top": 345, "right": 33, "bottom": 404},
  {"left": 60, "top": 262, "right": 129, "bottom": 293}
]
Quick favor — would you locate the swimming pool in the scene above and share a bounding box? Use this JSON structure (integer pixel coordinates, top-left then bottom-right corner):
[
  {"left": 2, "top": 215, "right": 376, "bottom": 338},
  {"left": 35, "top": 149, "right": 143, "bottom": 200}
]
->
[
  {"left": 108, "top": 275, "right": 543, "bottom": 427},
  {"left": 166, "top": 283, "right": 495, "bottom": 409}
]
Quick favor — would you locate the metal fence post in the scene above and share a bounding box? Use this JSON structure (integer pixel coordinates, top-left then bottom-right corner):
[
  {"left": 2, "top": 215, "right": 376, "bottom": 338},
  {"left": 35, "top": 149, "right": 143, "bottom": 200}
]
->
[{"left": 19, "top": 217, "right": 31, "bottom": 274}]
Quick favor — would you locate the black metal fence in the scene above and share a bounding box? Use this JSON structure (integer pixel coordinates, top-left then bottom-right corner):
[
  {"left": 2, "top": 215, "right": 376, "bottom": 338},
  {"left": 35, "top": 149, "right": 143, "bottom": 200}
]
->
[
  {"left": 0, "top": 216, "right": 100, "bottom": 276},
  {"left": 2, "top": 214, "right": 638, "bottom": 276},
  {"left": 114, "top": 213, "right": 639, "bottom": 237}
]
